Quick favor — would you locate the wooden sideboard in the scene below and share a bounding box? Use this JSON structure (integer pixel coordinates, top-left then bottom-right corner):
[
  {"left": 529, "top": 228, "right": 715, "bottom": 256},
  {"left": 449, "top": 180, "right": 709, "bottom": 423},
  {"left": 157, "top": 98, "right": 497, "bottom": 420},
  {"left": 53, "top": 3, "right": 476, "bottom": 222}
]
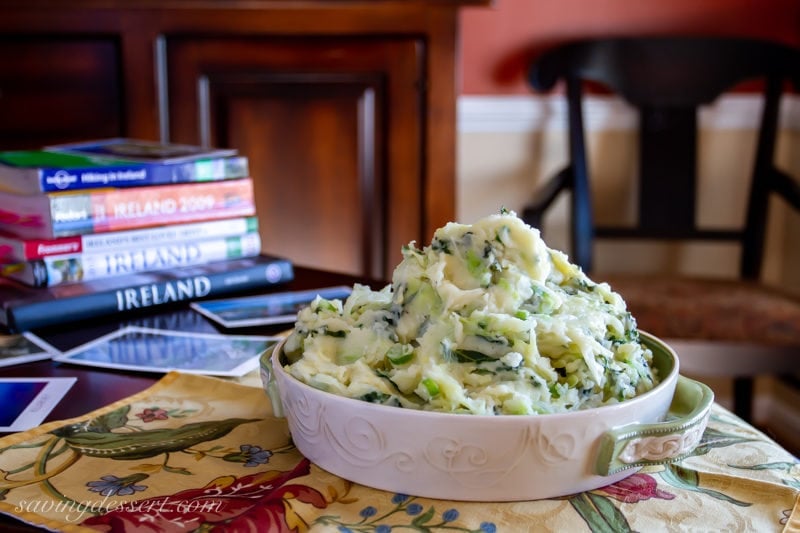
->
[{"left": 0, "top": 0, "right": 487, "bottom": 280}]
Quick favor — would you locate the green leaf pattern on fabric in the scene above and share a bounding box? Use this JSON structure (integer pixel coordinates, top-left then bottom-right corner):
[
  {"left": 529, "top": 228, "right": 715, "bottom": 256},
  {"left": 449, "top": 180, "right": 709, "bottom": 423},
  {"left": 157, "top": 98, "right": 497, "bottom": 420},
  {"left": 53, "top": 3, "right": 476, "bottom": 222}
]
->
[
  {"left": 569, "top": 492, "right": 632, "bottom": 533},
  {"left": 660, "top": 464, "right": 751, "bottom": 507}
]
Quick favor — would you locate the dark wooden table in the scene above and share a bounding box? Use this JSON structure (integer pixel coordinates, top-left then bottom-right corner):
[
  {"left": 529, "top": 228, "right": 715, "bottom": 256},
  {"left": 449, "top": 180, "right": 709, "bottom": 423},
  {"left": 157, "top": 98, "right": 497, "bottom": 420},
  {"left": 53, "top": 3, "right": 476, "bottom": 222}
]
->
[{"left": 0, "top": 266, "right": 376, "bottom": 431}]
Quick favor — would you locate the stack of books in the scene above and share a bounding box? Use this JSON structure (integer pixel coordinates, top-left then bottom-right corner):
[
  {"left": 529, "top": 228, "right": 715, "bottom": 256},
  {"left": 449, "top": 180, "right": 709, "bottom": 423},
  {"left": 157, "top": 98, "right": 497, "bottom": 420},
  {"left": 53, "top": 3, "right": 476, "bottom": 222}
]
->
[{"left": 0, "top": 139, "right": 293, "bottom": 332}]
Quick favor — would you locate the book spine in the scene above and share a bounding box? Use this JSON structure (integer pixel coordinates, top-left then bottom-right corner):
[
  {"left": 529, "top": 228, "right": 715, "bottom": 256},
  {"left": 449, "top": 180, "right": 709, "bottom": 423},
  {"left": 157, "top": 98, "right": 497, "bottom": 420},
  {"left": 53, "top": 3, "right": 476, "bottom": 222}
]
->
[
  {"left": 0, "top": 216, "right": 259, "bottom": 262},
  {"left": 18, "top": 232, "right": 263, "bottom": 287},
  {"left": 37, "top": 156, "right": 249, "bottom": 192},
  {"left": 48, "top": 178, "right": 256, "bottom": 238},
  {"left": 4, "top": 256, "right": 294, "bottom": 332}
]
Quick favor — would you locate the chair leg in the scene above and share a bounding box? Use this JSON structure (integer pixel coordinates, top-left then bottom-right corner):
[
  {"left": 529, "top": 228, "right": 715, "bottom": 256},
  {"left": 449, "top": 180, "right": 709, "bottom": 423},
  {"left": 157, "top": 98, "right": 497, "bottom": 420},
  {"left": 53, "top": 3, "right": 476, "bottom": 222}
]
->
[{"left": 733, "top": 377, "right": 753, "bottom": 422}]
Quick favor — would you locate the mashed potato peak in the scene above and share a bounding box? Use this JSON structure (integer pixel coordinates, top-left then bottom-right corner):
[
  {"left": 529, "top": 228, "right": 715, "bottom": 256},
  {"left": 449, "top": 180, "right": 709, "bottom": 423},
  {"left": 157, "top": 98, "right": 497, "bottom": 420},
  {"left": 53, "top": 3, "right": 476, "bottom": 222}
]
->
[{"left": 283, "top": 210, "right": 658, "bottom": 415}]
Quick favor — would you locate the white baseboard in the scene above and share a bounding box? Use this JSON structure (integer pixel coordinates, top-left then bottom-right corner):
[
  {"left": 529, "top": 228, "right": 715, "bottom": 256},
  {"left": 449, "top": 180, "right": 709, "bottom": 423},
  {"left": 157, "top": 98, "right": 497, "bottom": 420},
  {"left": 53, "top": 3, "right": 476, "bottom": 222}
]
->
[{"left": 458, "top": 94, "right": 800, "bottom": 133}]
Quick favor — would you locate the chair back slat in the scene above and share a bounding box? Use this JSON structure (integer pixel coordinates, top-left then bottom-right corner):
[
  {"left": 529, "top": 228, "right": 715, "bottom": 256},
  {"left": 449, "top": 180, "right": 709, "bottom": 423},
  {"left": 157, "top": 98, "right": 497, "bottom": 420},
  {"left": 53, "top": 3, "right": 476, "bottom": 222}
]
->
[{"left": 638, "top": 106, "right": 697, "bottom": 233}]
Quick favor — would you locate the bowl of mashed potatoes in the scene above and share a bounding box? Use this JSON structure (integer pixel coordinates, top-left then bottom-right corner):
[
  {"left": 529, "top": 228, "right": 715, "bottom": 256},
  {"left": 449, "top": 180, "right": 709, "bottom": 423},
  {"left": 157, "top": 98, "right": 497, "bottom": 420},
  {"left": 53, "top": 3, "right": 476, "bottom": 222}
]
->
[{"left": 261, "top": 210, "right": 713, "bottom": 501}]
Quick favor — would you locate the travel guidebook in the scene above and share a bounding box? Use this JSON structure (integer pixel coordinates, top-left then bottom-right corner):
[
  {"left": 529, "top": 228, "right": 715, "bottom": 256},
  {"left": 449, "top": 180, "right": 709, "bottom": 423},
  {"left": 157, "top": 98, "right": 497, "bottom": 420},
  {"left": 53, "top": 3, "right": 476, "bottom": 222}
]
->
[
  {"left": 0, "top": 178, "right": 256, "bottom": 240},
  {"left": 0, "top": 150, "right": 249, "bottom": 195},
  {"left": 1, "top": 232, "right": 262, "bottom": 287},
  {"left": 0, "top": 216, "right": 259, "bottom": 263},
  {"left": 50, "top": 327, "right": 279, "bottom": 377},
  {"left": 0, "top": 255, "right": 294, "bottom": 332}
]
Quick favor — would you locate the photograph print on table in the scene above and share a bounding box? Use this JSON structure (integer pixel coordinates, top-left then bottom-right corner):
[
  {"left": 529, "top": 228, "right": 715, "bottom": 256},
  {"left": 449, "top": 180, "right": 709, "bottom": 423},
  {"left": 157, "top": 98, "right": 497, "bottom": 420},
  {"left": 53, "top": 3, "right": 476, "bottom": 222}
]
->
[
  {"left": 54, "top": 326, "right": 280, "bottom": 377},
  {"left": 190, "top": 285, "right": 353, "bottom": 328},
  {"left": 0, "top": 332, "right": 60, "bottom": 368}
]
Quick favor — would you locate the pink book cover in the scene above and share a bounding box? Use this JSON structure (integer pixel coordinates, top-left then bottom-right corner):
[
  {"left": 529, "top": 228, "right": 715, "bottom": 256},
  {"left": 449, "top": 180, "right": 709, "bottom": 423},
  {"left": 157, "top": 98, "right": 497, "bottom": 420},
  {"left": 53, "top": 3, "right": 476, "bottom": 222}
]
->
[
  {"left": 87, "top": 179, "right": 255, "bottom": 233},
  {"left": 0, "top": 178, "right": 255, "bottom": 239}
]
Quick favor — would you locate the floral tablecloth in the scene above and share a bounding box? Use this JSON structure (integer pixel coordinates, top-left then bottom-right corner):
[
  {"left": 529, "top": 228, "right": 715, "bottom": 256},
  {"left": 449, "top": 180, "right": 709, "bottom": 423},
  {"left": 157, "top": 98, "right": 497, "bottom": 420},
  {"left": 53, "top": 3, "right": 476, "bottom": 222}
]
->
[{"left": 0, "top": 372, "right": 798, "bottom": 532}]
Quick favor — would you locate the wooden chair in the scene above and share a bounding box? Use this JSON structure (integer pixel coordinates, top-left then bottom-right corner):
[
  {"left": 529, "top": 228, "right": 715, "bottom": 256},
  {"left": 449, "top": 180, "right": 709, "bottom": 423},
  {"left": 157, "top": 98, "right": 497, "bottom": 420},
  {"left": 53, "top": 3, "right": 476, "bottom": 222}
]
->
[{"left": 522, "top": 36, "right": 800, "bottom": 421}]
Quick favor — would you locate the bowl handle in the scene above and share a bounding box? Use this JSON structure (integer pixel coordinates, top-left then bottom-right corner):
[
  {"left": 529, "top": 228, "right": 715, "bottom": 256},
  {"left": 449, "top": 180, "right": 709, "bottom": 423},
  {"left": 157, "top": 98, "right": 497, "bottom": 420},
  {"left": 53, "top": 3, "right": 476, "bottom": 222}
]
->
[
  {"left": 259, "top": 345, "right": 285, "bottom": 418},
  {"left": 594, "top": 376, "right": 714, "bottom": 476}
]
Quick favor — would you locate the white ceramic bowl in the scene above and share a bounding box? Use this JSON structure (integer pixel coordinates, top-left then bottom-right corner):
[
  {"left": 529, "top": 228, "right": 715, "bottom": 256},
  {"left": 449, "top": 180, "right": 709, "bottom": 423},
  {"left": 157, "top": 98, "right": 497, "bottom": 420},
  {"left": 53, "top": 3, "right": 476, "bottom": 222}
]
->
[{"left": 261, "top": 332, "right": 713, "bottom": 501}]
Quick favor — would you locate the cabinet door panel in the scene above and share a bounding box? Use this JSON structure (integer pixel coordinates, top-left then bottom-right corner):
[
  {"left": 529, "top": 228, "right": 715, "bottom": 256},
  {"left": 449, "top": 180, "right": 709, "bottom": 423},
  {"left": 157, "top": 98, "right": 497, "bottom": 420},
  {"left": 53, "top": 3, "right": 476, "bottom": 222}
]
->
[
  {"left": 166, "top": 37, "right": 422, "bottom": 280},
  {"left": 0, "top": 38, "right": 122, "bottom": 148},
  {"left": 222, "top": 81, "right": 376, "bottom": 276}
]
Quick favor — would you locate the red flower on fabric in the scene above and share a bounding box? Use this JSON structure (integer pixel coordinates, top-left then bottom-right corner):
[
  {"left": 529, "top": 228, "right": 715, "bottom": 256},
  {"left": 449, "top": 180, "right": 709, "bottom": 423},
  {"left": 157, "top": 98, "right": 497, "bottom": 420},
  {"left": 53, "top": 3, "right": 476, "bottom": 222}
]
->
[
  {"left": 595, "top": 473, "right": 675, "bottom": 503},
  {"left": 80, "top": 458, "right": 325, "bottom": 532},
  {"left": 135, "top": 408, "right": 169, "bottom": 423}
]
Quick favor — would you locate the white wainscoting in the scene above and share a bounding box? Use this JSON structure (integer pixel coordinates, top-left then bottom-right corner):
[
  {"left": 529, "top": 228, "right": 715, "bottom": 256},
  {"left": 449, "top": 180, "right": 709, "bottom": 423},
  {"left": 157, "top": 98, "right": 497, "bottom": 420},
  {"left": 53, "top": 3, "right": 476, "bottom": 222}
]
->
[
  {"left": 458, "top": 93, "right": 800, "bottom": 134},
  {"left": 455, "top": 94, "right": 800, "bottom": 282}
]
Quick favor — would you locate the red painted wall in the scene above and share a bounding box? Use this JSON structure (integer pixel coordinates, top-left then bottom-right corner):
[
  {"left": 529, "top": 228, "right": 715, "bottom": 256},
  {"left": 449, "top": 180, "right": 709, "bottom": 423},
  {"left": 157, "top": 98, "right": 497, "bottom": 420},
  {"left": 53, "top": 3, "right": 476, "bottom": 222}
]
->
[{"left": 458, "top": 0, "right": 800, "bottom": 95}]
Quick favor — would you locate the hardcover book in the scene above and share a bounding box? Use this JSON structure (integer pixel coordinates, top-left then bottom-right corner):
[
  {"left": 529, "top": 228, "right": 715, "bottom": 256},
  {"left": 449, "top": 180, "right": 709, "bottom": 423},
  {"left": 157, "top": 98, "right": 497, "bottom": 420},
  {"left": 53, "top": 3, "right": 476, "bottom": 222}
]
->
[
  {"left": 0, "top": 150, "right": 249, "bottom": 195},
  {"left": 1, "top": 232, "right": 262, "bottom": 287},
  {"left": 44, "top": 138, "right": 237, "bottom": 164},
  {"left": 0, "top": 216, "right": 259, "bottom": 263},
  {"left": 0, "top": 178, "right": 256, "bottom": 240},
  {"left": 0, "top": 254, "right": 294, "bottom": 332}
]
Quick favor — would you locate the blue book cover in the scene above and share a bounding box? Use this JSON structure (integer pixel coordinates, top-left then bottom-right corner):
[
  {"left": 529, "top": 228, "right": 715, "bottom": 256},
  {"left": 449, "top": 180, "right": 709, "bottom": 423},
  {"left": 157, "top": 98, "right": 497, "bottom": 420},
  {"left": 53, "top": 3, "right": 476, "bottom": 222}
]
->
[{"left": 0, "top": 150, "right": 248, "bottom": 194}]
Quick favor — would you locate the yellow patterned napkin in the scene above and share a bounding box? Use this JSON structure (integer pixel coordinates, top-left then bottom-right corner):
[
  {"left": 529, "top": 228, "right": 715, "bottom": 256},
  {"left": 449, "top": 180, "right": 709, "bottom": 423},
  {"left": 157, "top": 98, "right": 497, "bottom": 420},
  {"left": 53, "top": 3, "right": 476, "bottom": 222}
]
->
[{"left": 0, "top": 372, "right": 798, "bottom": 532}]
